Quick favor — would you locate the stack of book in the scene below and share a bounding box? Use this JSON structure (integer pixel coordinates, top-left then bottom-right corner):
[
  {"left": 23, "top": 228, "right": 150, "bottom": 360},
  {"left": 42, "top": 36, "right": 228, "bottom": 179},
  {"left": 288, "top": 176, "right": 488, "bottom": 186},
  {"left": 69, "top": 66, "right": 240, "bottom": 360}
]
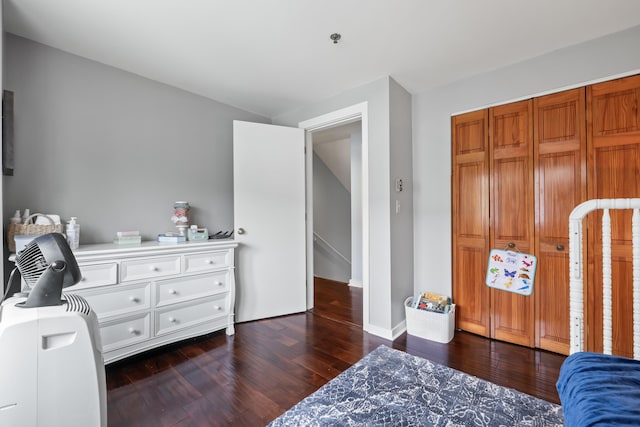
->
[
  {"left": 114, "top": 230, "right": 142, "bottom": 245},
  {"left": 157, "top": 232, "right": 186, "bottom": 243},
  {"left": 411, "top": 292, "right": 452, "bottom": 314}
]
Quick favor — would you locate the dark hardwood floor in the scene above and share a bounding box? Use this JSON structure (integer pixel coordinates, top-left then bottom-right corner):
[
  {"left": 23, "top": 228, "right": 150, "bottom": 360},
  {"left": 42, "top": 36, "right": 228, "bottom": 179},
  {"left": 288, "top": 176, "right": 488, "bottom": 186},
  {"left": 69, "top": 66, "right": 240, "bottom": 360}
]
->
[
  {"left": 312, "top": 276, "right": 362, "bottom": 327},
  {"left": 106, "top": 281, "right": 566, "bottom": 426}
]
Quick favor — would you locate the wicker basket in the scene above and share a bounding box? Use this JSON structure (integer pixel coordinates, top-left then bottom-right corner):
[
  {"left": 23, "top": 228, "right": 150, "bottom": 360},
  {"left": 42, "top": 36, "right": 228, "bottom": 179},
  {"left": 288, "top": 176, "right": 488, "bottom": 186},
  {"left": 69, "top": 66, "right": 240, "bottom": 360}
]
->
[{"left": 6, "top": 213, "right": 64, "bottom": 252}]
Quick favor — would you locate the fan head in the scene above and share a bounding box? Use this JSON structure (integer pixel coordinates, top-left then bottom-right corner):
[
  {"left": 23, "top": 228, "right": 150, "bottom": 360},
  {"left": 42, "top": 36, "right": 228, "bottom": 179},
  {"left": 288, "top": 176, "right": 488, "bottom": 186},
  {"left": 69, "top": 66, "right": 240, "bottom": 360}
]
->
[
  {"left": 11, "top": 233, "right": 82, "bottom": 307},
  {"left": 16, "top": 233, "right": 81, "bottom": 289}
]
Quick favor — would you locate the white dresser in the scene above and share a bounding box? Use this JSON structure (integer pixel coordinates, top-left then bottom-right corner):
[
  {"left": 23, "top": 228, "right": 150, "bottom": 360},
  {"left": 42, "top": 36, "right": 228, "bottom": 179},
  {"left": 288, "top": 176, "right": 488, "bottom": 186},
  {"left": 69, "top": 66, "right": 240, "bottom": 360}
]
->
[{"left": 64, "top": 240, "right": 237, "bottom": 364}]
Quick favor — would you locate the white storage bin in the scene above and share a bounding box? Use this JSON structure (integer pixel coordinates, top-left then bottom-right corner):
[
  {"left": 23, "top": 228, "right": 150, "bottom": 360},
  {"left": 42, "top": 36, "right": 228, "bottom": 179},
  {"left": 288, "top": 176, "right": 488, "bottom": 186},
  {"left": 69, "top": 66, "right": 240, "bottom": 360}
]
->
[{"left": 404, "top": 296, "right": 455, "bottom": 343}]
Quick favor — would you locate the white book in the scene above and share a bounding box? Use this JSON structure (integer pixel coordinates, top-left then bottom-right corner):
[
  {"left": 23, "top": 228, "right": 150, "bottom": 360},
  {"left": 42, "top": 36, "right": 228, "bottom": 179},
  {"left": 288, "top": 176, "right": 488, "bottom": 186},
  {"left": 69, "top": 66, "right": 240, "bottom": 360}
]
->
[{"left": 116, "top": 230, "right": 140, "bottom": 237}]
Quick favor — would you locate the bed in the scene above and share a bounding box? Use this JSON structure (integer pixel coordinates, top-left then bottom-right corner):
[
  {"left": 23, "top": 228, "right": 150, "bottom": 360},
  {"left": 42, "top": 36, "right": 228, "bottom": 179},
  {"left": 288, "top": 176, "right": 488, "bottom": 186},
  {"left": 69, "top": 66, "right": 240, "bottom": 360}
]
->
[{"left": 556, "top": 198, "right": 640, "bottom": 427}]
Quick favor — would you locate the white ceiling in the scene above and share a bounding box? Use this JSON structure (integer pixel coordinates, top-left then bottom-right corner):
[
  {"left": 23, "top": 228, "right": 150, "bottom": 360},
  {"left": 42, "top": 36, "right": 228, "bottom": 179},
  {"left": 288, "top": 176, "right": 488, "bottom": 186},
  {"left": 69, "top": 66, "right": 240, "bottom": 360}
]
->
[{"left": 4, "top": 0, "right": 640, "bottom": 118}]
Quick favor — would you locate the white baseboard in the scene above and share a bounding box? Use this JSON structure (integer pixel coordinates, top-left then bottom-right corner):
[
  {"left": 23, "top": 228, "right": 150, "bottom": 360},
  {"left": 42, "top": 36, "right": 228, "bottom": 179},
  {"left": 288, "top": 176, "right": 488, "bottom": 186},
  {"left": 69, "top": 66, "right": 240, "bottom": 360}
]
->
[
  {"left": 365, "top": 319, "right": 407, "bottom": 341},
  {"left": 348, "top": 279, "right": 363, "bottom": 288},
  {"left": 366, "top": 324, "right": 393, "bottom": 340},
  {"left": 391, "top": 319, "right": 407, "bottom": 340}
]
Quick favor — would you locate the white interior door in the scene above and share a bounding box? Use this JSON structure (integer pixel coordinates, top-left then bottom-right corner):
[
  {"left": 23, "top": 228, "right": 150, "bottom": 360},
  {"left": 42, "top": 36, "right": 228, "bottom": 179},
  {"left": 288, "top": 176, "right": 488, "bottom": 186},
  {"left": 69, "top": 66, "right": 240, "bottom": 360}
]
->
[{"left": 233, "top": 120, "right": 306, "bottom": 322}]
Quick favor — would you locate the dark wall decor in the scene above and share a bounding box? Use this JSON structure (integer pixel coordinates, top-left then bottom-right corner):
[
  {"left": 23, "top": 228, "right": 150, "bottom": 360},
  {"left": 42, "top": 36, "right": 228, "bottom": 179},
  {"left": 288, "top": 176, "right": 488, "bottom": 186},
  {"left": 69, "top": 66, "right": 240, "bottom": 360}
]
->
[{"left": 2, "top": 90, "right": 15, "bottom": 176}]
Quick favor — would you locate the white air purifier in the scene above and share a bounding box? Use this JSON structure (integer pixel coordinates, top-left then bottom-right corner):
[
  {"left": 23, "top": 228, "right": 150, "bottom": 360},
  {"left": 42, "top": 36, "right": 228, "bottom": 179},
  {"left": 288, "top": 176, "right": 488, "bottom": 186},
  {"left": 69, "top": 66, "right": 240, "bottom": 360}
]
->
[
  {"left": 0, "top": 233, "right": 107, "bottom": 426},
  {"left": 0, "top": 294, "right": 107, "bottom": 426}
]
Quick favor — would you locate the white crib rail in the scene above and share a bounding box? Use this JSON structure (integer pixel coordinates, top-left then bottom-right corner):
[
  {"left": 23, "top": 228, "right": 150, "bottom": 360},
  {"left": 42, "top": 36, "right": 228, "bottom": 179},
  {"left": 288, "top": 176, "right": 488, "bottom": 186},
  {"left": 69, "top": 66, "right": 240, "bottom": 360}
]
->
[{"left": 569, "top": 198, "right": 640, "bottom": 360}]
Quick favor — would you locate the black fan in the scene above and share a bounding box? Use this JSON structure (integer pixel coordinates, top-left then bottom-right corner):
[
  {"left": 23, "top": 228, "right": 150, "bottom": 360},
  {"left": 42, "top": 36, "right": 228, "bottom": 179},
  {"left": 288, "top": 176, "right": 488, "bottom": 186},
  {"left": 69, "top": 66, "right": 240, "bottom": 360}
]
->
[{"left": 7, "top": 233, "right": 82, "bottom": 308}]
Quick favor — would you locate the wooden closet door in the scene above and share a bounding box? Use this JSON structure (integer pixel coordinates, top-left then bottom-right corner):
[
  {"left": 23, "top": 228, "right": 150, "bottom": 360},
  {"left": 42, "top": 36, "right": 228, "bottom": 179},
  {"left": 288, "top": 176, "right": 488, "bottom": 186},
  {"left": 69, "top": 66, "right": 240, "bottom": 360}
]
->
[
  {"left": 534, "top": 88, "right": 586, "bottom": 355},
  {"left": 490, "top": 100, "right": 535, "bottom": 347},
  {"left": 587, "top": 74, "right": 640, "bottom": 358},
  {"left": 452, "top": 110, "right": 490, "bottom": 337}
]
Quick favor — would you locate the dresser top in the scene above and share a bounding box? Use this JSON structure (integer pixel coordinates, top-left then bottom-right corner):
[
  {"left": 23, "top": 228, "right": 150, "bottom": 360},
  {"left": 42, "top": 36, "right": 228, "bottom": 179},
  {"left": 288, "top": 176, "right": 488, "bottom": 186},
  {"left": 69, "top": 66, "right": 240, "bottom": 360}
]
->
[{"left": 73, "top": 239, "right": 237, "bottom": 259}]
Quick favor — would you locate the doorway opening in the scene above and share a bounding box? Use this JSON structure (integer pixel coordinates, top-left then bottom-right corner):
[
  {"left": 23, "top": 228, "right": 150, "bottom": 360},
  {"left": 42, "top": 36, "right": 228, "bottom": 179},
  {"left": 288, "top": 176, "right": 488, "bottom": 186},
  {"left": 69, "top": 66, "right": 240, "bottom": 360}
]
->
[
  {"left": 309, "top": 121, "right": 362, "bottom": 327},
  {"left": 299, "top": 102, "right": 369, "bottom": 331}
]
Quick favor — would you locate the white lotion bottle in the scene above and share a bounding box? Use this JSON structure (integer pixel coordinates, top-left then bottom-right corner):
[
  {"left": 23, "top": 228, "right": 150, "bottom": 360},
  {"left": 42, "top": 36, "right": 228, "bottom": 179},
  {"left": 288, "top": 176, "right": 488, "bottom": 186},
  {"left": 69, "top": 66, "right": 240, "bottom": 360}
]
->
[
  {"left": 66, "top": 217, "right": 80, "bottom": 249},
  {"left": 10, "top": 210, "right": 21, "bottom": 224}
]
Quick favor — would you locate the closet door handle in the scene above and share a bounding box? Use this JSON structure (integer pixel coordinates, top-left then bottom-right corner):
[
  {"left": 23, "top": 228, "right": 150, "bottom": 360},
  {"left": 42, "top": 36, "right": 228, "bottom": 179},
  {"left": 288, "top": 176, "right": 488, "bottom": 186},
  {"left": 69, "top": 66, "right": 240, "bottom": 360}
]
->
[{"left": 556, "top": 244, "right": 564, "bottom": 251}]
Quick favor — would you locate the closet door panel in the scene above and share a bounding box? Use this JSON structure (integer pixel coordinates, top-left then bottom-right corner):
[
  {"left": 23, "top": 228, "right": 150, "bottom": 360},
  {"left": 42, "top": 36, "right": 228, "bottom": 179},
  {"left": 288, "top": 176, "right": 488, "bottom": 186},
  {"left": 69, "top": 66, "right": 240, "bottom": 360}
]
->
[
  {"left": 589, "top": 144, "right": 639, "bottom": 357},
  {"left": 535, "top": 151, "right": 581, "bottom": 353},
  {"left": 534, "top": 88, "right": 585, "bottom": 355},
  {"left": 492, "top": 157, "right": 530, "bottom": 243},
  {"left": 588, "top": 74, "right": 640, "bottom": 358},
  {"left": 455, "top": 112, "right": 488, "bottom": 154},
  {"left": 535, "top": 251, "right": 571, "bottom": 352},
  {"left": 490, "top": 101, "right": 535, "bottom": 347},
  {"left": 453, "top": 245, "right": 490, "bottom": 335},
  {"left": 452, "top": 110, "right": 490, "bottom": 337},
  {"left": 492, "top": 157, "right": 535, "bottom": 345},
  {"left": 591, "top": 80, "right": 640, "bottom": 138},
  {"left": 456, "top": 161, "right": 487, "bottom": 238}
]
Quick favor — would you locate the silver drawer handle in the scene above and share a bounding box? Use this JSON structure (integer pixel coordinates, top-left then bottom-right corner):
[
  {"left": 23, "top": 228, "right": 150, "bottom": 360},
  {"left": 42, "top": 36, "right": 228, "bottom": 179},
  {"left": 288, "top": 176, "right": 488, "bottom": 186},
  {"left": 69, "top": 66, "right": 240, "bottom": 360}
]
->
[
  {"left": 129, "top": 296, "right": 139, "bottom": 303},
  {"left": 214, "top": 305, "right": 223, "bottom": 311},
  {"left": 168, "top": 317, "right": 177, "bottom": 323},
  {"left": 169, "top": 289, "right": 177, "bottom": 295},
  {"left": 206, "top": 259, "right": 214, "bottom": 265},
  {"left": 149, "top": 266, "right": 158, "bottom": 272},
  {"left": 128, "top": 327, "right": 138, "bottom": 335},
  {"left": 215, "top": 281, "right": 223, "bottom": 287}
]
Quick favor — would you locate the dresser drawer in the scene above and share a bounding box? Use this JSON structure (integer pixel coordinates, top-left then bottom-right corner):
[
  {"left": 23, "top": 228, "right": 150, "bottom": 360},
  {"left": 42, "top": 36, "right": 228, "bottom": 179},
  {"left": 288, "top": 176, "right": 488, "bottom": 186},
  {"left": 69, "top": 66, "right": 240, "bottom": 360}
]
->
[
  {"left": 80, "top": 283, "right": 151, "bottom": 320},
  {"left": 120, "top": 255, "right": 181, "bottom": 282},
  {"left": 73, "top": 262, "right": 118, "bottom": 290},
  {"left": 100, "top": 313, "right": 151, "bottom": 353},
  {"left": 156, "top": 294, "right": 228, "bottom": 336},
  {"left": 156, "top": 271, "right": 228, "bottom": 307},
  {"left": 184, "top": 250, "right": 231, "bottom": 273}
]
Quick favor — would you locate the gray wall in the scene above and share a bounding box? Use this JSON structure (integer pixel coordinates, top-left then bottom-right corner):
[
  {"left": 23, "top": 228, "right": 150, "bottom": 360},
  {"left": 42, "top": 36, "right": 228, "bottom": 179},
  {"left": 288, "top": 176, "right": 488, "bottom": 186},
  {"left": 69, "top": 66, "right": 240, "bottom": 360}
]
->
[
  {"left": 3, "top": 34, "right": 269, "bottom": 244},
  {"left": 389, "top": 79, "right": 413, "bottom": 328},
  {"left": 412, "top": 24, "right": 640, "bottom": 298},
  {"left": 275, "top": 77, "right": 392, "bottom": 336},
  {"left": 275, "top": 76, "right": 413, "bottom": 339},
  {"left": 312, "top": 152, "right": 351, "bottom": 283}
]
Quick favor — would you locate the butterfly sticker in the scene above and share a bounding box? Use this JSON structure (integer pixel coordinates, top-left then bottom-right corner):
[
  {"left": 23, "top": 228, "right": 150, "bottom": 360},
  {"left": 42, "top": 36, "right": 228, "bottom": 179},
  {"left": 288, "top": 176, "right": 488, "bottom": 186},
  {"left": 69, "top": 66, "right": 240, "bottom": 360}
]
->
[{"left": 504, "top": 269, "right": 516, "bottom": 278}]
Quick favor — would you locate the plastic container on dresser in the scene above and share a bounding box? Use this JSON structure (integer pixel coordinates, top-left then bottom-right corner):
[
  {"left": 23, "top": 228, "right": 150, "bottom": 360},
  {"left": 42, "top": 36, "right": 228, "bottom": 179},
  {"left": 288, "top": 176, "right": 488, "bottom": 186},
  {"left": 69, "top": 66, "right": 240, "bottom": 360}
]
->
[{"left": 63, "top": 240, "right": 237, "bottom": 364}]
